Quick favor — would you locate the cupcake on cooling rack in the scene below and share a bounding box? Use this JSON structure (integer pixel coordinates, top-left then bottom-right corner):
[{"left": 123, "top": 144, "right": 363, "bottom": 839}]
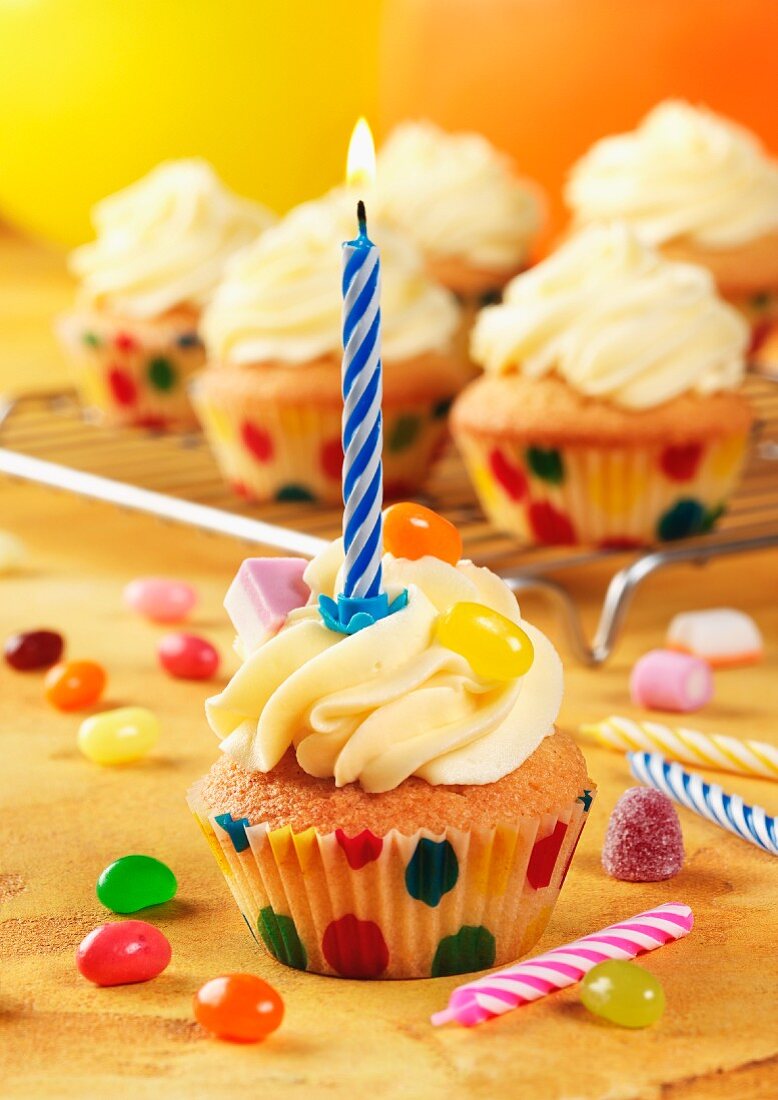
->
[
  {"left": 188, "top": 504, "right": 594, "bottom": 979},
  {"left": 566, "top": 101, "right": 778, "bottom": 366},
  {"left": 452, "top": 223, "right": 753, "bottom": 548},
  {"left": 57, "top": 159, "right": 274, "bottom": 430},
  {"left": 195, "top": 192, "right": 465, "bottom": 504}
]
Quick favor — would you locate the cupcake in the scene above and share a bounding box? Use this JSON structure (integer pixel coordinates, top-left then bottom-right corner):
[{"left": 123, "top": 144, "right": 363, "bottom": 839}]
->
[
  {"left": 452, "top": 224, "right": 753, "bottom": 547},
  {"left": 375, "top": 121, "right": 543, "bottom": 304},
  {"left": 195, "top": 193, "right": 465, "bottom": 503},
  {"left": 57, "top": 159, "right": 274, "bottom": 430},
  {"left": 188, "top": 512, "right": 594, "bottom": 979},
  {"left": 566, "top": 101, "right": 778, "bottom": 365}
]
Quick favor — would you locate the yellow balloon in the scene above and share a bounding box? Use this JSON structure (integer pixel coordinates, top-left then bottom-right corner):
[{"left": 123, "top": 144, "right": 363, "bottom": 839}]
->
[{"left": 0, "top": 0, "right": 381, "bottom": 246}]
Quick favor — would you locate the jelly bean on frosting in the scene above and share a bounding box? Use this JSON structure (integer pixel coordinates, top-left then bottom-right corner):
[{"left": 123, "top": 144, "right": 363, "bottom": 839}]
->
[
  {"left": 78, "top": 706, "right": 159, "bottom": 764},
  {"left": 383, "top": 502, "right": 463, "bottom": 565},
  {"left": 436, "top": 602, "right": 534, "bottom": 681},
  {"left": 193, "top": 974, "right": 284, "bottom": 1043}
]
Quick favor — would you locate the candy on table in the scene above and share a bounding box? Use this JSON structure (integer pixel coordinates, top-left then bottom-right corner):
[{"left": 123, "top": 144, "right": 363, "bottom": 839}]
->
[
  {"left": 44, "top": 659, "right": 106, "bottom": 711},
  {"left": 157, "top": 632, "right": 220, "bottom": 680},
  {"left": 629, "top": 752, "right": 778, "bottom": 856},
  {"left": 630, "top": 649, "right": 713, "bottom": 713},
  {"left": 432, "top": 902, "right": 693, "bottom": 1028},
  {"left": 581, "top": 716, "right": 778, "bottom": 781},
  {"left": 666, "top": 608, "right": 763, "bottom": 668},
  {"left": 4, "top": 629, "right": 63, "bottom": 671},
  {"left": 224, "top": 557, "right": 309, "bottom": 654},
  {"left": 580, "top": 960, "right": 666, "bottom": 1028},
  {"left": 97, "top": 855, "right": 177, "bottom": 914},
  {"left": 193, "top": 974, "right": 284, "bottom": 1043},
  {"left": 78, "top": 706, "right": 159, "bottom": 765},
  {"left": 383, "top": 502, "right": 463, "bottom": 565},
  {"left": 123, "top": 576, "right": 198, "bottom": 623},
  {"left": 77, "top": 920, "right": 172, "bottom": 986},
  {"left": 602, "top": 787, "right": 684, "bottom": 882},
  {"left": 0, "top": 530, "right": 26, "bottom": 573},
  {"left": 436, "top": 601, "right": 534, "bottom": 681}
]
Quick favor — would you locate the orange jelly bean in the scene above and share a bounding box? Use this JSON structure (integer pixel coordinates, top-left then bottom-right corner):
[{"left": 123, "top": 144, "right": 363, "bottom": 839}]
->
[
  {"left": 194, "top": 973, "right": 284, "bottom": 1043},
  {"left": 383, "top": 502, "right": 462, "bottom": 565},
  {"left": 44, "top": 659, "right": 107, "bottom": 711}
]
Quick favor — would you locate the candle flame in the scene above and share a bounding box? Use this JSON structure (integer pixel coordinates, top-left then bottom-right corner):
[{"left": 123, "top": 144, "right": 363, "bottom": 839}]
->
[{"left": 346, "top": 117, "right": 376, "bottom": 189}]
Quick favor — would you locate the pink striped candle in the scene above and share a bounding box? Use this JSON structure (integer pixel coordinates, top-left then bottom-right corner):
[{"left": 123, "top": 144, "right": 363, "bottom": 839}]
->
[{"left": 431, "top": 902, "right": 693, "bottom": 1028}]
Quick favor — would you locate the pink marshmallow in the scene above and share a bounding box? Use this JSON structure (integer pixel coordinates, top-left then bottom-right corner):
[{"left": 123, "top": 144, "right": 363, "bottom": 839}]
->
[
  {"left": 630, "top": 649, "right": 714, "bottom": 714},
  {"left": 224, "top": 557, "right": 309, "bottom": 653}
]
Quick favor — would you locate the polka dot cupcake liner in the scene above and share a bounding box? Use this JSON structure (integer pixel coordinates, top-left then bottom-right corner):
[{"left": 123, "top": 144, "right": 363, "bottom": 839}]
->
[
  {"left": 57, "top": 310, "right": 205, "bottom": 431},
  {"left": 187, "top": 781, "right": 594, "bottom": 980},
  {"left": 456, "top": 432, "right": 750, "bottom": 548},
  {"left": 191, "top": 385, "right": 454, "bottom": 506}
]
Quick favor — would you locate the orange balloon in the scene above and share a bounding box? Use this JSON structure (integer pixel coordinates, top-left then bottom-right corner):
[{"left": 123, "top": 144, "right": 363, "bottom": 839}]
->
[{"left": 378, "top": 0, "right": 778, "bottom": 247}]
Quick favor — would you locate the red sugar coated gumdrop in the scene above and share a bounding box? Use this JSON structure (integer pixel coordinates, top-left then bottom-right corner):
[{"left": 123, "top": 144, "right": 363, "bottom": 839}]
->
[{"left": 602, "top": 787, "right": 684, "bottom": 882}]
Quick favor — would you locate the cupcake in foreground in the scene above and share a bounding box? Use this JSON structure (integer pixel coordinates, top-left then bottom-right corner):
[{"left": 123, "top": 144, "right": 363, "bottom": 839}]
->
[
  {"left": 566, "top": 101, "right": 778, "bottom": 363},
  {"left": 196, "top": 193, "right": 465, "bottom": 503},
  {"left": 187, "top": 506, "right": 594, "bottom": 979},
  {"left": 57, "top": 159, "right": 274, "bottom": 430},
  {"left": 452, "top": 224, "right": 752, "bottom": 547},
  {"left": 375, "top": 121, "right": 543, "bottom": 302}
]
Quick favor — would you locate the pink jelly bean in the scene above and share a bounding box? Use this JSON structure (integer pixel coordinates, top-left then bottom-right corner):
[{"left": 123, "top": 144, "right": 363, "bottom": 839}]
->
[
  {"left": 76, "top": 921, "right": 171, "bottom": 986},
  {"left": 630, "top": 649, "right": 713, "bottom": 713},
  {"left": 224, "top": 558, "right": 309, "bottom": 653},
  {"left": 124, "top": 577, "right": 198, "bottom": 623},
  {"left": 158, "top": 632, "right": 220, "bottom": 680}
]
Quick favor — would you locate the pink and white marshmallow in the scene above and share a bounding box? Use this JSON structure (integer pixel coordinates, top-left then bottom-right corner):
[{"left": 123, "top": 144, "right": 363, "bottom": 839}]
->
[
  {"left": 630, "top": 649, "right": 713, "bottom": 713},
  {"left": 224, "top": 558, "right": 309, "bottom": 654},
  {"left": 666, "top": 609, "right": 763, "bottom": 668}
]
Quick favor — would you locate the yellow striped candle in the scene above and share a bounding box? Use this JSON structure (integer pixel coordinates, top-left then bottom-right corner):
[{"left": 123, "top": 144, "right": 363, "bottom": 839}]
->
[{"left": 581, "top": 716, "right": 778, "bottom": 781}]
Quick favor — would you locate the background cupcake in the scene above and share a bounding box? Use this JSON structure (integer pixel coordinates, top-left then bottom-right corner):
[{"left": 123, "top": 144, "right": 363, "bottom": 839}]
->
[
  {"left": 57, "top": 159, "right": 275, "bottom": 430},
  {"left": 188, "top": 520, "right": 593, "bottom": 979},
  {"left": 452, "top": 224, "right": 753, "bottom": 547},
  {"left": 566, "top": 101, "right": 778, "bottom": 367},
  {"left": 196, "top": 192, "right": 465, "bottom": 504}
]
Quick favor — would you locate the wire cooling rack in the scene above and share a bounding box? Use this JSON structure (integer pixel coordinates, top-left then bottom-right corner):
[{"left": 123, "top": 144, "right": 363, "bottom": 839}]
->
[{"left": 1, "top": 376, "right": 776, "bottom": 664}]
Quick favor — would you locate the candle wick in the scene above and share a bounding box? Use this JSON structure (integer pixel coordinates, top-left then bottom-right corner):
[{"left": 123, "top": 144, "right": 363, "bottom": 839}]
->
[{"left": 357, "top": 199, "right": 367, "bottom": 236}]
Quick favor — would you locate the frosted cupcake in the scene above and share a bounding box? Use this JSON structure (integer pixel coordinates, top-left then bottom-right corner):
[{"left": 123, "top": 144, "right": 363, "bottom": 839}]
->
[
  {"left": 57, "top": 159, "right": 274, "bottom": 430},
  {"left": 196, "top": 193, "right": 465, "bottom": 503},
  {"left": 452, "top": 224, "right": 753, "bottom": 547},
  {"left": 188, "top": 508, "right": 594, "bottom": 979},
  {"left": 566, "top": 101, "right": 778, "bottom": 364}
]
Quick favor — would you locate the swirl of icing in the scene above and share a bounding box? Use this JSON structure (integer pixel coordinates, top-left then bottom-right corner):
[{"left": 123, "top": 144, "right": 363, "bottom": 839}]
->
[
  {"left": 471, "top": 223, "right": 748, "bottom": 410},
  {"left": 206, "top": 539, "right": 563, "bottom": 793},
  {"left": 202, "top": 190, "right": 460, "bottom": 364},
  {"left": 70, "top": 159, "right": 275, "bottom": 318},
  {"left": 374, "top": 121, "right": 542, "bottom": 270},
  {"left": 566, "top": 101, "right": 778, "bottom": 250}
]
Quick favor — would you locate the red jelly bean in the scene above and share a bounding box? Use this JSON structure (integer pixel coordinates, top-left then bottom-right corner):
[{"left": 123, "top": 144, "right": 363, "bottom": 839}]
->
[
  {"left": 4, "top": 629, "right": 63, "bottom": 671},
  {"left": 157, "top": 633, "right": 220, "bottom": 680},
  {"left": 76, "top": 920, "right": 171, "bottom": 986},
  {"left": 193, "top": 974, "right": 284, "bottom": 1042},
  {"left": 44, "top": 659, "right": 106, "bottom": 711}
]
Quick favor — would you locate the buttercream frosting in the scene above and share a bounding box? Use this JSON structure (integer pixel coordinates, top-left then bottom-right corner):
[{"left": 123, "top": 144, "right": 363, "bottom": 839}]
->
[
  {"left": 206, "top": 538, "right": 563, "bottom": 793},
  {"left": 70, "top": 159, "right": 275, "bottom": 318},
  {"left": 471, "top": 223, "right": 748, "bottom": 409},
  {"left": 374, "top": 121, "right": 542, "bottom": 270},
  {"left": 566, "top": 101, "right": 778, "bottom": 249}
]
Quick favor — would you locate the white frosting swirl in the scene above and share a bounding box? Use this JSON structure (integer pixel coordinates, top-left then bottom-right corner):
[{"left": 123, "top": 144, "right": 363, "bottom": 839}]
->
[
  {"left": 374, "top": 121, "right": 542, "bottom": 270},
  {"left": 202, "top": 190, "right": 460, "bottom": 364},
  {"left": 471, "top": 224, "right": 748, "bottom": 409},
  {"left": 70, "top": 159, "right": 275, "bottom": 318},
  {"left": 206, "top": 539, "right": 563, "bottom": 793},
  {"left": 566, "top": 101, "right": 778, "bottom": 249}
]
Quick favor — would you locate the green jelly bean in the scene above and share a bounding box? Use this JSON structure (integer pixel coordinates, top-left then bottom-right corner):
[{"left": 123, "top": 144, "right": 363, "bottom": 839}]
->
[
  {"left": 580, "top": 960, "right": 665, "bottom": 1028},
  {"left": 97, "top": 854, "right": 177, "bottom": 914}
]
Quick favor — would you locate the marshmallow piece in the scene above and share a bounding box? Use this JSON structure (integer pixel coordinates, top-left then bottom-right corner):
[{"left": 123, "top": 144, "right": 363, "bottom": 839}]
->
[
  {"left": 667, "top": 609, "right": 763, "bottom": 668},
  {"left": 630, "top": 649, "right": 713, "bottom": 713},
  {"left": 224, "top": 558, "right": 309, "bottom": 653}
]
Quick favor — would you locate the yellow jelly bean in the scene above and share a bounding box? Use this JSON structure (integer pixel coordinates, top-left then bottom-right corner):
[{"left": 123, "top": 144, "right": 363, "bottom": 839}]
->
[
  {"left": 78, "top": 706, "right": 160, "bottom": 765},
  {"left": 436, "top": 602, "right": 534, "bottom": 681}
]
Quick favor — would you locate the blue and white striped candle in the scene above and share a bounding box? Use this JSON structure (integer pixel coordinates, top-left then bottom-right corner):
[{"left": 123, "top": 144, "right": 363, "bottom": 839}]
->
[{"left": 628, "top": 751, "right": 778, "bottom": 856}]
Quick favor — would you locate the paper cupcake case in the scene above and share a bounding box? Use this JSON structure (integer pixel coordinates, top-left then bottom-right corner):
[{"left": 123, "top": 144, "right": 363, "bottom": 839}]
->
[
  {"left": 456, "top": 431, "right": 749, "bottom": 547},
  {"left": 192, "top": 383, "right": 453, "bottom": 506},
  {"left": 57, "top": 310, "right": 205, "bottom": 430},
  {"left": 187, "top": 781, "right": 594, "bottom": 980}
]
